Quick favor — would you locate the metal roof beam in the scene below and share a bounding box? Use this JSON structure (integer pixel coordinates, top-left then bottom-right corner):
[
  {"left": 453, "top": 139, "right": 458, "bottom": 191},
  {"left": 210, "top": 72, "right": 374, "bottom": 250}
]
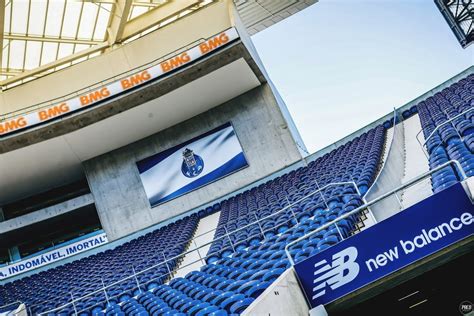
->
[
  {"left": 3, "top": 34, "right": 103, "bottom": 46},
  {"left": 0, "top": 68, "right": 32, "bottom": 76},
  {"left": 130, "top": 1, "right": 166, "bottom": 8},
  {"left": 0, "top": 42, "right": 109, "bottom": 87},
  {"left": 89, "top": 0, "right": 165, "bottom": 7},
  {"left": 106, "top": 0, "right": 133, "bottom": 44},
  {"left": 121, "top": 0, "right": 200, "bottom": 41},
  {"left": 0, "top": 0, "right": 5, "bottom": 71}
]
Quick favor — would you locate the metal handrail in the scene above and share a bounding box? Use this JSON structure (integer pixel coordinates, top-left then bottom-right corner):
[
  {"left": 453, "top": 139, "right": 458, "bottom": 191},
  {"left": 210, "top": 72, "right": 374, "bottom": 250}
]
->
[
  {"left": 284, "top": 159, "right": 467, "bottom": 265},
  {"left": 174, "top": 181, "right": 361, "bottom": 246},
  {"left": 0, "top": 26, "right": 236, "bottom": 122},
  {"left": 0, "top": 301, "right": 23, "bottom": 312},
  {"left": 415, "top": 107, "right": 474, "bottom": 157},
  {"left": 37, "top": 181, "right": 362, "bottom": 315}
]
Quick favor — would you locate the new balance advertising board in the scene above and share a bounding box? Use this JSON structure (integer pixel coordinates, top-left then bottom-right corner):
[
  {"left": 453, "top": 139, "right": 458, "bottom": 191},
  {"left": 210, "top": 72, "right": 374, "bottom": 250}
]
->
[
  {"left": 294, "top": 182, "right": 474, "bottom": 308},
  {"left": 137, "top": 123, "right": 248, "bottom": 206}
]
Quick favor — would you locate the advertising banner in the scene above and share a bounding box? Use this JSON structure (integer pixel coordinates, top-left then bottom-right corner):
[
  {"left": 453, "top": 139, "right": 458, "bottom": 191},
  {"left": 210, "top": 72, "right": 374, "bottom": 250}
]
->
[
  {"left": 294, "top": 183, "right": 474, "bottom": 308},
  {"left": 0, "top": 232, "right": 108, "bottom": 280},
  {"left": 137, "top": 122, "right": 248, "bottom": 206},
  {"left": 0, "top": 28, "right": 239, "bottom": 137}
]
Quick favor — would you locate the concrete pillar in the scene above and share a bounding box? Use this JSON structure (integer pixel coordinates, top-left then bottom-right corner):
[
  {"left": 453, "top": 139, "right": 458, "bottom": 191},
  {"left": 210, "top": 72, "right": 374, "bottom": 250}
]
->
[
  {"left": 309, "top": 305, "right": 329, "bottom": 316},
  {"left": 241, "top": 268, "right": 309, "bottom": 316},
  {"left": 84, "top": 84, "right": 302, "bottom": 241},
  {"left": 0, "top": 207, "right": 4, "bottom": 222}
]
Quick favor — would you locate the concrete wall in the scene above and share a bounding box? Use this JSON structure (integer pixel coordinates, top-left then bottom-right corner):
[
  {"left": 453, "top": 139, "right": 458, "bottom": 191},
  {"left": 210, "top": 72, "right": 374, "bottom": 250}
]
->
[
  {"left": 83, "top": 83, "right": 302, "bottom": 241},
  {"left": 230, "top": 3, "right": 309, "bottom": 156},
  {"left": 0, "top": 194, "right": 94, "bottom": 234},
  {"left": 242, "top": 268, "right": 310, "bottom": 316}
]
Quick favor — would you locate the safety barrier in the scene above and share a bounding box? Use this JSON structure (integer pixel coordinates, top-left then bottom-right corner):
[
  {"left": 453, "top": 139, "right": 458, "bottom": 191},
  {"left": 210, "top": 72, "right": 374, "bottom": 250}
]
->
[
  {"left": 37, "top": 181, "right": 366, "bottom": 315},
  {"left": 415, "top": 107, "right": 474, "bottom": 158},
  {"left": 30, "top": 159, "right": 469, "bottom": 315},
  {"left": 284, "top": 159, "right": 467, "bottom": 265},
  {"left": 0, "top": 301, "right": 23, "bottom": 314}
]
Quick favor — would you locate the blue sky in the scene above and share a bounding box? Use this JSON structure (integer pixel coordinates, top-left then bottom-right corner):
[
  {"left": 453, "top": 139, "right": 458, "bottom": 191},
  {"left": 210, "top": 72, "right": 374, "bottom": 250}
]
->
[{"left": 252, "top": 0, "right": 474, "bottom": 153}]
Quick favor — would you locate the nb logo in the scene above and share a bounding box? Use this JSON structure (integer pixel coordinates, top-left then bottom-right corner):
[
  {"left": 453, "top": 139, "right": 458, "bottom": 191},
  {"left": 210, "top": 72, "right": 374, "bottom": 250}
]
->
[{"left": 312, "top": 247, "right": 360, "bottom": 300}]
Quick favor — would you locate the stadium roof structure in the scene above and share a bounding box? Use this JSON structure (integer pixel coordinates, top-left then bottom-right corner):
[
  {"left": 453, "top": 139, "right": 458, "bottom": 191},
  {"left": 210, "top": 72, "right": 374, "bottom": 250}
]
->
[
  {"left": 0, "top": 0, "right": 316, "bottom": 89},
  {"left": 435, "top": 0, "right": 474, "bottom": 48}
]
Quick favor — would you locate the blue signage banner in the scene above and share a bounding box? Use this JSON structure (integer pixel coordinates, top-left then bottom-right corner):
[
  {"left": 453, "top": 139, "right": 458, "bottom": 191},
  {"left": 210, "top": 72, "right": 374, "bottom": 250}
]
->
[
  {"left": 0, "top": 232, "right": 108, "bottom": 280},
  {"left": 137, "top": 122, "right": 248, "bottom": 207},
  {"left": 294, "top": 182, "right": 474, "bottom": 307}
]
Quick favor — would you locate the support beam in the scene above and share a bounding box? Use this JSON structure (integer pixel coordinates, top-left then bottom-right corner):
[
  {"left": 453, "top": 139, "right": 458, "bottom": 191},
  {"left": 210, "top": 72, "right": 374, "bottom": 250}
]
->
[
  {"left": 106, "top": 0, "right": 133, "bottom": 44},
  {"left": 3, "top": 34, "right": 102, "bottom": 46},
  {"left": 129, "top": 1, "right": 166, "bottom": 8},
  {"left": 0, "top": 0, "right": 210, "bottom": 86},
  {"left": 90, "top": 0, "right": 164, "bottom": 6},
  {"left": 0, "top": 0, "right": 6, "bottom": 71},
  {"left": 0, "top": 68, "right": 26, "bottom": 77},
  {"left": 0, "top": 42, "right": 109, "bottom": 87},
  {"left": 121, "top": 0, "right": 200, "bottom": 41}
]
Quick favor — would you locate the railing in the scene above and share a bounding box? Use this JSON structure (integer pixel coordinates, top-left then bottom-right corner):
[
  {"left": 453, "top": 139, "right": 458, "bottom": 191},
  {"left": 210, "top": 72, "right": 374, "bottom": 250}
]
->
[
  {"left": 0, "top": 301, "right": 23, "bottom": 314},
  {"left": 284, "top": 159, "right": 467, "bottom": 265},
  {"left": 37, "top": 181, "right": 364, "bottom": 315},
  {"left": 415, "top": 107, "right": 474, "bottom": 158}
]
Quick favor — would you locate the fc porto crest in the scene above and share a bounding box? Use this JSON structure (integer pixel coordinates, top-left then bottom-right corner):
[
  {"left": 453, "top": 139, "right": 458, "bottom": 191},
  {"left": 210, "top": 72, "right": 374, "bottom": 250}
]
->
[{"left": 181, "top": 148, "right": 204, "bottom": 178}]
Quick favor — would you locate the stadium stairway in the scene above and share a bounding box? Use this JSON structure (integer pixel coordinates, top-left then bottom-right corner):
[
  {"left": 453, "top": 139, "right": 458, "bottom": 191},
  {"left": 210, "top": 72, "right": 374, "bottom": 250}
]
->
[
  {"left": 400, "top": 114, "right": 432, "bottom": 208},
  {"left": 174, "top": 212, "right": 221, "bottom": 279},
  {"left": 359, "top": 123, "right": 395, "bottom": 227}
]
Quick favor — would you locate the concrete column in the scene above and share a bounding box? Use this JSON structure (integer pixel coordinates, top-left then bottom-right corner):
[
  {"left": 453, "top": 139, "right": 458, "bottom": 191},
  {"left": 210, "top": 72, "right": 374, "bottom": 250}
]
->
[
  {"left": 84, "top": 84, "right": 302, "bottom": 241},
  {"left": 0, "top": 207, "right": 4, "bottom": 222},
  {"left": 310, "top": 305, "right": 329, "bottom": 316}
]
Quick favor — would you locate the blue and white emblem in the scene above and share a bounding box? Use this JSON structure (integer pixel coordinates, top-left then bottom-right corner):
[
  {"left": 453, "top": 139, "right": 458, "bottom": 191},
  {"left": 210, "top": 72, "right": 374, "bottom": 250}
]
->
[{"left": 181, "top": 148, "right": 204, "bottom": 178}]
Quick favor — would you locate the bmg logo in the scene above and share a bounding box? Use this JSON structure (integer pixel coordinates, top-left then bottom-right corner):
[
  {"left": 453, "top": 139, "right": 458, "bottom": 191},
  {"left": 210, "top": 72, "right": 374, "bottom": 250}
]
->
[{"left": 312, "top": 247, "right": 360, "bottom": 300}]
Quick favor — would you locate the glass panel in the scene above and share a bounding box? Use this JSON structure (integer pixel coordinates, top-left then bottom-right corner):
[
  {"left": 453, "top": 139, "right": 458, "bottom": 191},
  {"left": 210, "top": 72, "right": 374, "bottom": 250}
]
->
[
  {"left": 77, "top": 4, "right": 99, "bottom": 40},
  {"left": 28, "top": 1, "right": 47, "bottom": 36},
  {"left": 61, "top": 1, "right": 82, "bottom": 38},
  {"left": 40, "top": 42, "right": 59, "bottom": 65},
  {"left": 11, "top": 1, "right": 28, "bottom": 34},
  {"left": 44, "top": 1, "right": 66, "bottom": 38},
  {"left": 24, "top": 41, "right": 42, "bottom": 70},
  {"left": 8, "top": 40, "right": 25, "bottom": 70}
]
